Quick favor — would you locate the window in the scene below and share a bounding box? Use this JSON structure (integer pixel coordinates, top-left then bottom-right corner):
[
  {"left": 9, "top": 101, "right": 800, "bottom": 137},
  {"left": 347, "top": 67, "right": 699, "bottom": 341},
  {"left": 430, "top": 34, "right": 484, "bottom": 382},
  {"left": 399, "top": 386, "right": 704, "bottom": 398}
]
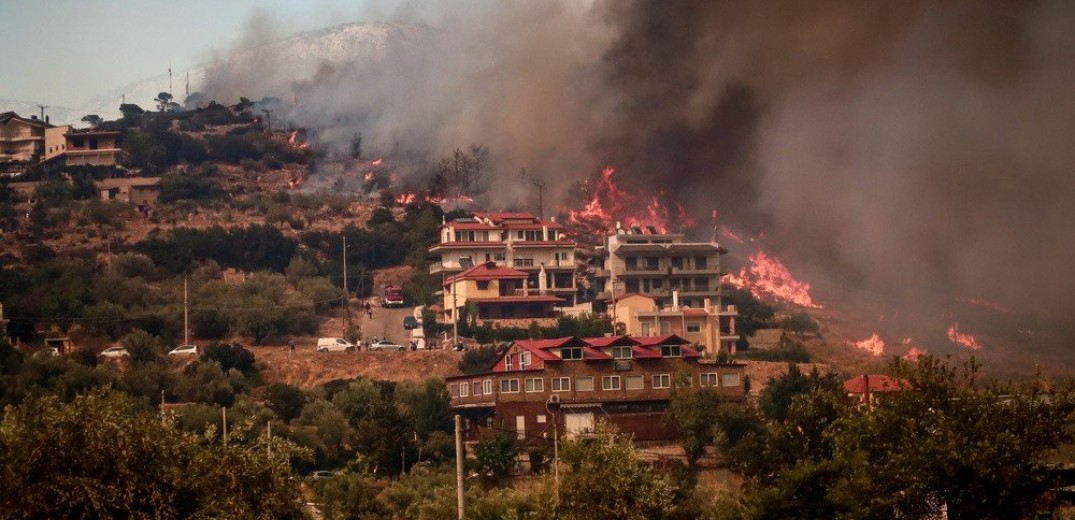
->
[
  {"left": 652, "top": 374, "right": 671, "bottom": 389},
  {"left": 505, "top": 354, "right": 514, "bottom": 371},
  {"left": 525, "top": 378, "right": 544, "bottom": 392},
  {"left": 494, "top": 252, "right": 506, "bottom": 261},
  {"left": 520, "top": 351, "right": 532, "bottom": 369},
  {"left": 700, "top": 373, "right": 719, "bottom": 387},
  {"left": 514, "top": 258, "right": 534, "bottom": 267},
  {"left": 661, "top": 344, "right": 682, "bottom": 357},
  {"left": 625, "top": 375, "right": 644, "bottom": 390},
  {"left": 611, "top": 346, "right": 632, "bottom": 359},
  {"left": 671, "top": 257, "right": 684, "bottom": 269},
  {"left": 722, "top": 373, "right": 741, "bottom": 387},
  {"left": 602, "top": 375, "right": 621, "bottom": 390},
  {"left": 460, "top": 382, "right": 469, "bottom": 397},
  {"left": 644, "top": 257, "right": 660, "bottom": 270},
  {"left": 73, "top": 138, "right": 84, "bottom": 148},
  {"left": 551, "top": 377, "right": 571, "bottom": 392},
  {"left": 695, "top": 256, "right": 707, "bottom": 269},
  {"left": 473, "top": 380, "right": 482, "bottom": 396},
  {"left": 561, "top": 347, "right": 582, "bottom": 360},
  {"left": 449, "top": 383, "right": 459, "bottom": 398},
  {"left": 576, "top": 376, "right": 594, "bottom": 391},
  {"left": 477, "top": 280, "right": 490, "bottom": 290},
  {"left": 660, "top": 321, "right": 672, "bottom": 335},
  {"left": 500, "top": 379, "right": 520, "bottom": 393},
  {"left": 686, "top": 321, "right": 702, "bottom": 333},
  {"left": 483, "top": 379, "right": 492, "bottom": 394},
  {"left": 537, "top": 415, "right": 547, "bottom": 424}
]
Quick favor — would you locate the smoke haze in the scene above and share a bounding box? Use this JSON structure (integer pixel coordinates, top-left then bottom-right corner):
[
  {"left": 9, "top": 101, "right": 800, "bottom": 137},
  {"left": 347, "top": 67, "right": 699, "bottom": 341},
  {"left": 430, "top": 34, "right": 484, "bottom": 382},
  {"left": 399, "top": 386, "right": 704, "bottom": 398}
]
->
[{"left": 200, "top": 1, "right": 1075, "bottom": 328}]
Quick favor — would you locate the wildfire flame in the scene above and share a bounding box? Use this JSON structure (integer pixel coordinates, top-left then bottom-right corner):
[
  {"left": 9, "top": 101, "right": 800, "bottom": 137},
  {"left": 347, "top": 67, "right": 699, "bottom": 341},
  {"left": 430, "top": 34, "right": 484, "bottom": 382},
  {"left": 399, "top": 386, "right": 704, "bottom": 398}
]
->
[
  {"left": 396, "top": 192, "right": 417, "bottom": 205},
  {"left": 947, "top": 322, "right": 983, "bottom": 350},
  {"left": 371, "top": 158, "right": 384, "bottom": 167},
  {"left": 853, "top": 333, "right": 885, "bottom": 356},
  {"left": 722, "top": 251, "right": 822, "bottom": 308},
  {"left": 287, "top": 174, "right": 305, "bottom": 190},
  {"left": 566, "top": 167, "right": 694, "bottom": 234},
  {"left": 364, "top": 171, "right": 375, "bottom": 183},
  {"left": 956, "top": 296, "right": 1011, "bottom": 314},
  {"left": 288, "top": 131, "right": 310, "bottom": 150},
  {"left": 903, "top": 346, "right": 927, "bottom": 361}
]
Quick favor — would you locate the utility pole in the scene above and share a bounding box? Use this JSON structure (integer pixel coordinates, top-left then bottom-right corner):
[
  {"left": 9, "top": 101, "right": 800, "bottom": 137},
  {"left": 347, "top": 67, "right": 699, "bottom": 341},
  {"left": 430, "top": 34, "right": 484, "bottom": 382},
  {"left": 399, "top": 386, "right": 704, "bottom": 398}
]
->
[
  {"left": 267, "top": 421, "right": 272, "bottom": 459},
  {"left": 222, "top": 407, "right": 228, "bottom": 446},
  {"left": 183, "top": 277, "right": 189, "bottom": 346},
  {"left": 451, "top": 284, "right": 459, "bottom": 348},
  {"left": 553, "top": 417, "right": 560, "bottom": 498},
  {"left": 262, "top": 109, "right": 274, "bottom": 133},
  {"left": 455, "top": 415, "right": 465, "bottom": 520},
  {"left": 185, "top": 71, "right": 190, "bottom": 100},
  {"left": 520, "top": 168, "right": 546, "bottom": 220},
  {"left": 168, "top": 65, "right": 173, "bottom": 97},
  {"left": 343, "top": 236, "right": 350, "bottom": 326},
  {"left": 36, "top": 104, "right": 48, "bottom": 120}
]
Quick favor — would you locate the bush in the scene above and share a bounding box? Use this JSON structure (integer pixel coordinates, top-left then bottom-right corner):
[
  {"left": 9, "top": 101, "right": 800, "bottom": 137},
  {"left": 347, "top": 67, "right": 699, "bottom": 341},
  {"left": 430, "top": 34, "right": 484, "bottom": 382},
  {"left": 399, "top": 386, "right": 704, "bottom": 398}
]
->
[
  {"left": 737, "top": 339, "right": 810, "bottom": 363},
  {"left": 265, "top": 383, "right": 306, "bottom": 423},
  {"left": 780, "top": 312, "right": 819, "bottom": 334},
  {"left": 202, "top": 343, "right": 256, "bottom": 373},
  {"left": 458, "top": 345, "right": 501, "bottom": 375}
]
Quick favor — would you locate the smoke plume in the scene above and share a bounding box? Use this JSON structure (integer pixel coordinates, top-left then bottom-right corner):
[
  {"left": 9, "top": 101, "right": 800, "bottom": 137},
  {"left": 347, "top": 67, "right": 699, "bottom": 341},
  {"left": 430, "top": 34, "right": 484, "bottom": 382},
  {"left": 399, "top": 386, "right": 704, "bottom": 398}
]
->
[{"left": 200, "top": 1, "right": 1075, "bottom": 330}]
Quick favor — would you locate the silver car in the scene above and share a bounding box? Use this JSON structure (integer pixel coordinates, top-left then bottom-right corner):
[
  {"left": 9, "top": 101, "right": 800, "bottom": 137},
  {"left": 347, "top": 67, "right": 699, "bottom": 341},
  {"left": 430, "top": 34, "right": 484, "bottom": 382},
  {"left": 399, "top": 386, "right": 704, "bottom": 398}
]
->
[
  {"left": 98, "top": 346, "right": 130, "bottom": 358},
  {"left": 168, "top": 344, "right": 199, "bottom": 356},
  {"left": 369, "top": 340, "right": 406, "bottom": 352}
]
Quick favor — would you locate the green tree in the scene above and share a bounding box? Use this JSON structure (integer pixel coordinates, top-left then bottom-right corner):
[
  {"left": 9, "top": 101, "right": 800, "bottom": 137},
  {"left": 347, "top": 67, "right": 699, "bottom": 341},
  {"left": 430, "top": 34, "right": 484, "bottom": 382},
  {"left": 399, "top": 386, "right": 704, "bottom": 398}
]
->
[
  {"left": 265, "top": 383, "right": 307, "bottom": 423},
  {"left": 471, "top": 427, "right": 518, "bottom": 486},
  {"left": 314, "top": 473, "right": 389, "bottom": 520},
  {"left": 668, "top": 386, "right": 725, "bottom": 469},
  {"left": 0, "top": 390, "right": 305, "bottom": 518},
  {"left": 202, "top": 342, "right": 257, "bottom": 373},
  {"left": 780, "top": 312, "right": 819, "bottom": 334},
  {"left": 458, "top": 345, "right": 501, "bottom": 375},
  {"left": 155, "top": 91, "right": 177, "bottom": 112},
  {"left": 556, "top": 422, "right": 675, "bottom": 520},
  {"left": 81, "top": 114, "right": 103, "bottom": 128}
]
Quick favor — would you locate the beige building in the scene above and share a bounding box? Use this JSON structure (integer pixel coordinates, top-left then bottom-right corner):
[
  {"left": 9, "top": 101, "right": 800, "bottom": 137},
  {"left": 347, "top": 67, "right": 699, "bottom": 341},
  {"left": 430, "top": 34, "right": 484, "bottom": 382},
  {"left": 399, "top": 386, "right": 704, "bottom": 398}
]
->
[
  {"left": 55, "top": 128, "right": 122, "bottom": 166},
  {"left": 97, "top": 177, "right": 160, "bottom": 206},
  {"left": 0, "top": 112, "right": 51, "bottom": 162},
  {"left": 610, "top": 293, "right": 739, "bottom": 354},
  {"left": 442, "top": 262, "right": 562, "bottom": 327},
  {"left": 430, "top": 212, "right": 578, "bottom": 305}
]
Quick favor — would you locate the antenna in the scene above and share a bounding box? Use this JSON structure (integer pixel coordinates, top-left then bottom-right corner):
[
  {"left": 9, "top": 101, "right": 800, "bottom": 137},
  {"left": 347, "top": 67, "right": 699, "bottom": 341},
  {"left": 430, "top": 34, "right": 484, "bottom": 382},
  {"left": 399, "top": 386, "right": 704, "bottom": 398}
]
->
[
  {"left": 36, "top": 104, "right": 48, "bottom": 120},
  {"left": 168, "top": 65, "right": 173, "bottom": 96},
  {"left": 520, "top": 168, "right": 546, "bottom": 220},
  {"left": 185, "top": 71, "right": 190, "bottom": 100}
]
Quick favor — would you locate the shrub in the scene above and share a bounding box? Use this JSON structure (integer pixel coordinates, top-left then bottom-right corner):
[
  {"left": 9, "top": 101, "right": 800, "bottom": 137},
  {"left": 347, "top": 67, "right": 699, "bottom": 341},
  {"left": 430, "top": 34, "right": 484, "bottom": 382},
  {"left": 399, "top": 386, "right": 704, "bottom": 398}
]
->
[{"left": 202, "top": 343, "right": 256, "bottom": 373}]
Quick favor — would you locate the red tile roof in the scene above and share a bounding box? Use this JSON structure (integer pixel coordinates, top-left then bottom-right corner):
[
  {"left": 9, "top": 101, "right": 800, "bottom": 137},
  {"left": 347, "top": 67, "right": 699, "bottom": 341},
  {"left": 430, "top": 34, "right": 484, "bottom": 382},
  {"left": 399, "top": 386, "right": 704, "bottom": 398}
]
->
[
  {"left": 634, "top": 334, "right": 691, "bottom": 347},
  {"left": 515, "top": 337, "right": 588, "bottom": 350},
  {"left": 844, "top": 375, "right": 911, "bottom": 394},
  {"left": 445, "top": 262, "right": 527, "bottom": 284},
  {"left": 631, "top": 346, "right": 663, "bottom": 359},
  {"left": 449, "top": 222, "right": 498, "bottom": 230},
  {"left": 580, "top": 335, "right": 639, "bottom": 348},
  {"left": 581, "top": 347, "right": 613, "bottom": 360}
]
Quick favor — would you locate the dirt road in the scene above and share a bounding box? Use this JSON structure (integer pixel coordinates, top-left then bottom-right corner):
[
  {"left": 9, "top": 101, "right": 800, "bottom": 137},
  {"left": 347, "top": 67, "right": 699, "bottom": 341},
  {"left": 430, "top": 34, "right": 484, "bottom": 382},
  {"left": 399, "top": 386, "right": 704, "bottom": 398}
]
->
[{"left": 356, "top": 302, "right": 419, "bottom": 347}]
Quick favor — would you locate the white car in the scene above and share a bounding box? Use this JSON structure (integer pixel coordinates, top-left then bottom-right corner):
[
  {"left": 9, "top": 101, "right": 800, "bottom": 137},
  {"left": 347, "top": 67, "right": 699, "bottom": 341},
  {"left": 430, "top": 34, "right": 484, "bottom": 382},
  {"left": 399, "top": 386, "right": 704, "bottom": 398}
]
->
[
  {"left": 369, "top": 339, "right": 407, "bottom": 352},
  {"left": 98, "top": 346, "right": 130, "bottom": 358},
  {"left": 168, "top": 344, "right": 199, "bottom": 356},
  {"left": 317, "top": 337, "right": 355, "bottom": 352}
]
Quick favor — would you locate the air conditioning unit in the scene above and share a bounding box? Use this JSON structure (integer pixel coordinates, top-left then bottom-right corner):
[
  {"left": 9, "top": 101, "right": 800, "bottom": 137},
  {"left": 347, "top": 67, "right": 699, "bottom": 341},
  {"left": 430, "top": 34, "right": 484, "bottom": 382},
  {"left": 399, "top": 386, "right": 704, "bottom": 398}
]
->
[{"left": 547, "top": 395, "right": 561, "bottom": 404}]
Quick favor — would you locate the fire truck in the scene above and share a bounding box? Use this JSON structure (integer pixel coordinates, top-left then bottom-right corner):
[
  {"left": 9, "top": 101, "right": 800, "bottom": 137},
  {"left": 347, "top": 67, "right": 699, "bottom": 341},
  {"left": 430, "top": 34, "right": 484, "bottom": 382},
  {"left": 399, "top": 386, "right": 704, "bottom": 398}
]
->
[{"left": 382, "top": 285, "right": 405, "bottom": 308}]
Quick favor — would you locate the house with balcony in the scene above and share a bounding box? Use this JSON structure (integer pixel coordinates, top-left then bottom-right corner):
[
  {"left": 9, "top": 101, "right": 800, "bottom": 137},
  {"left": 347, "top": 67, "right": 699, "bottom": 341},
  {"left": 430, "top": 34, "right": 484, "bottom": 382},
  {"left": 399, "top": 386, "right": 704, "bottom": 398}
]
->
[
  {"left": 610, "top": 292, "right": 739, "bottom": 355},
  {"left": 430, "top": 211, "right": 578, "bottom": 305},
  {"left": 446, "top": 334, "right": 745, "bottom": 444},
  {"left": 44, "top": 126, "right": 122, "bottom": 166},
  {"left": 442, "top": 261, "right": 563, "bottom": 327},
  {"left": 0, "top": 112, "right": 51, "bottom": 162}
]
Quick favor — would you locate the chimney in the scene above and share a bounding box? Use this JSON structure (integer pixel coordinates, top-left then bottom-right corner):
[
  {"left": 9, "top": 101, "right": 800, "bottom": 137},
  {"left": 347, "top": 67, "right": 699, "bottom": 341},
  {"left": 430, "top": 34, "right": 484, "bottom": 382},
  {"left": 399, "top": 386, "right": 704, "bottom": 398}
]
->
[{"left": 45, "top": 115, "right": 50, "bottom": 124}]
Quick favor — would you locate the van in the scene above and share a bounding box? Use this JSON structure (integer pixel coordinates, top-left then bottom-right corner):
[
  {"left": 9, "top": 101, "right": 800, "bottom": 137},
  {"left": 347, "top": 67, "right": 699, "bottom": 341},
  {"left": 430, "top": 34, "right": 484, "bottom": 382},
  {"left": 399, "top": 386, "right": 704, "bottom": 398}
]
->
[{"left": 317, "top": 337, "right": 355, "bottom": 352}]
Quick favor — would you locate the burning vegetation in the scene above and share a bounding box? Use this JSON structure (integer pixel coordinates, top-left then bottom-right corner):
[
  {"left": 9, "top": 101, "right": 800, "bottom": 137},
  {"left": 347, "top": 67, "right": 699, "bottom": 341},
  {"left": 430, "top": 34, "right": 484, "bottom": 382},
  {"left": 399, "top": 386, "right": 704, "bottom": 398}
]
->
[
  {"left": 722, "top": 251, "right": 822, "bottom": 309},
  {"left": 947, "top": 322, "right": 984, "bottom": 350}
]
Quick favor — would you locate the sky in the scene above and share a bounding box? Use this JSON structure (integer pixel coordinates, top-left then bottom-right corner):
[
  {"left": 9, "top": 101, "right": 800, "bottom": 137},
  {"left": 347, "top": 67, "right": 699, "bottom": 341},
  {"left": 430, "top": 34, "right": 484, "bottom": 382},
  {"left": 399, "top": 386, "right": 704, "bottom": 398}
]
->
[{"left": 0, "top": 0, "right": 396, "bottom": 108}]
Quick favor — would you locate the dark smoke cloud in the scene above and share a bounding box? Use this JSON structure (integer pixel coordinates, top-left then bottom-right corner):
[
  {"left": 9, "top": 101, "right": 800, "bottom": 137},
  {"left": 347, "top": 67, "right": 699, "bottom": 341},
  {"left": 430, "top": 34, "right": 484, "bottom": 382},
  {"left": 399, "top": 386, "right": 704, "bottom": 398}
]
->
[{"left": 200, "top": 1, "right": 1075, "bottom": 328}]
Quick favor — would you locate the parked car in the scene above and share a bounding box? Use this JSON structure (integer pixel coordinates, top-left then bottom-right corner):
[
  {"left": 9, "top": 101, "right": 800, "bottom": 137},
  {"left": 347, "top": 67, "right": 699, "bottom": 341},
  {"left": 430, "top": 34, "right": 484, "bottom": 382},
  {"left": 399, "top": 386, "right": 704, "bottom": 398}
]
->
[
  {"left": 98, "top": 346, "right": 130, "bottom": 358},
  {"left": 369, "top": 339, "right": 406, "bottom": 352},
  {"left": 168, "top": 344, "right": 199, "bottom": 356},
  {"left": 308, "top": 470, "right": 336, "bottom": 479},
  {"left": 403, "top": 315, "right": 419, "bottom": 330},
  {"left": 317, "top": 337, "right": 355, "bottom": 352}
]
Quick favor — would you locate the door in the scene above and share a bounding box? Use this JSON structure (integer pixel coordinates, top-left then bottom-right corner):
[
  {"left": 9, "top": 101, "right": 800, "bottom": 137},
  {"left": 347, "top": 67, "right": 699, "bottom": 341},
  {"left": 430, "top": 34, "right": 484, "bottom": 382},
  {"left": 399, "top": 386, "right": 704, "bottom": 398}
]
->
[
  {"left": 564, "top": 412, "right": 594, "bottom": 438},
  {"left": 516, "top": 416, "right": 526, "bottom": 440}
]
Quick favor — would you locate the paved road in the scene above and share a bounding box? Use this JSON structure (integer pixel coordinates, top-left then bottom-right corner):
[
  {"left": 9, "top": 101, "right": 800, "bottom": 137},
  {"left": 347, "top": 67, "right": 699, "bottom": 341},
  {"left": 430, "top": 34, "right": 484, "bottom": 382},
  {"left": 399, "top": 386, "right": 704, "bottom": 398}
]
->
[{"left": 356, "top": 301, "right": 417, "bottom": 347}]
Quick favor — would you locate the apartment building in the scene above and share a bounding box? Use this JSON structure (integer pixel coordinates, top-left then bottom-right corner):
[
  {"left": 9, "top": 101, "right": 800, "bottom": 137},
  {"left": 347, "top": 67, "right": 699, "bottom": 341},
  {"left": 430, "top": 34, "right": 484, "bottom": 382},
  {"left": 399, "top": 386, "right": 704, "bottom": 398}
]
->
[
  {"left": 0, "top": 112, "right": 51, "bottom": 162},
  {"left": 591, "top": 225, "right": 728, "bottom": 310},
  {"left": 430, "top": 212, "right": 578, "bottom": 305},
  {"left": 446, "top": 334, "right": 745, "bottom": 443},
  {"left": 442, "top": 262, "right": 562, "bottom": 327},
  {"left": 611, "top": 293, "right": 739, "bottom": 355}
]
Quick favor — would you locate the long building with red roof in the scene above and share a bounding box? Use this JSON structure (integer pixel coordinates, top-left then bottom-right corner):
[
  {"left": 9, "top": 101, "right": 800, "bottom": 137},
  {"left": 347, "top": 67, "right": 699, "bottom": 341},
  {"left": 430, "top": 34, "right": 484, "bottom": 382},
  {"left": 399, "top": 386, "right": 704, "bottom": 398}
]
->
[
  {"left": 447, "top": 334, "right": 745, "bottom": 444},
  {"left": 430, "top": 211, "right": 578, "bottom": 305}
]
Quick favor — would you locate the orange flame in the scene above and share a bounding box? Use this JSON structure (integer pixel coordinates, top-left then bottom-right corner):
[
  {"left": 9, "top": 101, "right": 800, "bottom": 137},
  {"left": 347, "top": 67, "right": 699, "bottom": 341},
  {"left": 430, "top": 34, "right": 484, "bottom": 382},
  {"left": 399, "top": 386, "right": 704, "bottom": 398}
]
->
[
  {"left": 947, "top": 322, "right": 983, "bottom": 350},
  {"left": 364, "top": 171, "right": 375, "bottom": 183},
  {"left": 853, "top": 333, "right": 885, "bottom": 356},
  {"left": 288, "top": 130, "right": 310, "bottom": 150},
  {"left": 566, "top": 167, "right": 693, "bottom": 233},
  {"left": 396, "top": 193, "right": 417, "bottom": 205},
  {"left": 371, "top": 158, "right": 384, "bottom": 167},
  {"left": 722, "top": 251, "right": 822, "bottom": 308}
]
